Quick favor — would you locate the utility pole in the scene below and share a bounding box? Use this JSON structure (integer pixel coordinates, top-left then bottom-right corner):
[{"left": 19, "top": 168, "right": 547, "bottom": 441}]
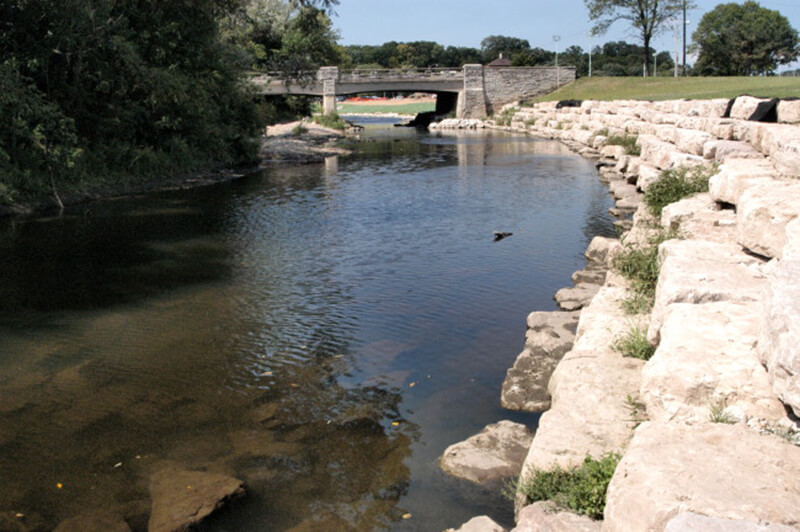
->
[
  {"left": 553, "top": 35, "right": 561, "bottom": 85},
  {"left": 682, "top": 0, "right": 687, "bottom": 75}
]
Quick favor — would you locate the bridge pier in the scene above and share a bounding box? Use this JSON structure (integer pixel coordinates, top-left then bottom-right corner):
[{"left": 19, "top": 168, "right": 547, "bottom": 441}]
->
[
  {"left": 458, "top": 64, "right": 488, "bottom": 119},
  {"left": 319, "top": 66, "right": 339, "bottom": 115}
]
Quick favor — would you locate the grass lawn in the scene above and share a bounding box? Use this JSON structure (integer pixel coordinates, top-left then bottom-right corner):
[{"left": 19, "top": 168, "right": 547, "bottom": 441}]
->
[
  {"left": 336, "top": 101, "right": 435, "bottom": 114},
  {"left": 531, "top": 76, "right": 800, "bottom": 102}
]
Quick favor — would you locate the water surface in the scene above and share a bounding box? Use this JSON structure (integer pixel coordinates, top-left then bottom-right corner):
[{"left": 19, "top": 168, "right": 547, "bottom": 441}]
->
[{"left": 0, "top": 125, "right": 614, "bottom": 530}]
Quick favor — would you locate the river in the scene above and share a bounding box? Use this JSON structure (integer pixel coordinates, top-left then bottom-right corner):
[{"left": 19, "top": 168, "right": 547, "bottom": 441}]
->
[{"left": 0, "top": 122, "right": 615, "bottom": 531}]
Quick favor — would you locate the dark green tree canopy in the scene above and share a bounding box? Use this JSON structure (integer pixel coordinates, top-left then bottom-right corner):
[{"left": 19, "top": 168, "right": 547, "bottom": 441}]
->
[
  {"left": 692, "top": 1, "right": 799, "bottom": 75},
  {"left": 480, "top": 35, "right": 531, "bottom": 63},
  {"left": 584, "top": 0, "right": 691, "bottom": 76}
]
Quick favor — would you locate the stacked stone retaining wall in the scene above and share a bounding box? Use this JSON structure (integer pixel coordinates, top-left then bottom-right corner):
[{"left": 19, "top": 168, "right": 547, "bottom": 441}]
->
[{"left": 439, "top": 96, "right": 800, "bottom": 531}]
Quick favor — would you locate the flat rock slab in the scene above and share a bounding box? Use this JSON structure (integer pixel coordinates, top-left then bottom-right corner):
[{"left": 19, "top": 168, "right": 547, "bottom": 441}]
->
[
  {"left": 511, "top": 502, "right": 600, "bottom": 532},
  {"left": 554, "top": 283, "right": 601, "bottom": 311},
  {"left": 584, "top": 236, "right": 621, "bottom": 268},
  {"left": 664, "top": 512, "right": 798, "bottom": 532},
  {"left": 660, "top": 193, "right": 737, "bottom": 244},
  {"left": 703, "top": 140, "right": 763, "bottom": 162},
  {"left": 439, "top": 421, "right": 533, "bottom": 486},
  {"left": 642, "top": 301, "right": 786, "bottom": 425},
  {"left": 445, "top": 515, "right": 507, "bottom": 532},
  {"left": 648, "top": 239, "right": 767, "bottom": 345},
  {"left": 502, "top": 311, "right": 580, "bottom": 412},
  {"left": 148, "top": 469, "right": 245, "bottom": 532},
  {"left": 759, "top": 259, "right": 800, "bottom": 417},
  {"left": 604, "top": 422, "right": 800, "bottom": 531}
]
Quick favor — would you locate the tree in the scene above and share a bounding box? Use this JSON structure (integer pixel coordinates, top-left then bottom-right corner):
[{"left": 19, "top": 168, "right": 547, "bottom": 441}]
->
[
  {"left": 584, "top": 0, "right": 691, "bottom": 76},
  {"left": 480, "top": 35, "right": 531, "bottom": 63},
  {"left": 692, "top": 1, "right": 799, "bottom": 76}
]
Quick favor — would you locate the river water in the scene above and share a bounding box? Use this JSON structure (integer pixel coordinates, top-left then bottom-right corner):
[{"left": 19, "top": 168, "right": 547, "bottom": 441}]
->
[{"left": 0, "top": 123, "right": 615, "bottom": 531}]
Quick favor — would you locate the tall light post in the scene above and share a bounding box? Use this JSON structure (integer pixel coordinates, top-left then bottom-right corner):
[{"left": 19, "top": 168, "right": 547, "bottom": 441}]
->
[
  {"left": 588, "top": 31, "right": 593, "bottom": 77},
  {"left": 553, "top": 34, "right": 561, "bottom": 85},
  {"left": 682, "top": 0, "right": 687, "bottom": 75}
]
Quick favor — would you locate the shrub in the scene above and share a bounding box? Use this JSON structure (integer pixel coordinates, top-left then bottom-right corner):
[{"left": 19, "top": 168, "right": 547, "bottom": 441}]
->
[
  {"left": 515, "top": 453, "right": 621, "bottom": 520},
  {"left": 291, "top": 124, "right": 308, "bottom": 136},
  {"left": 613, "top": 325, "right": 655, "bottom": 360},
  {"left": 524, "top": 118, "right": 538, "bottom": 127},
  {"left": 606, "top": 134, "right": 640, "bottom": 156},
  {"left": 644, "top": 165, "right": 715, "bottom": 217},
  {"left": 495, "top": 107, "right": 518, "bottom": 126},
  {"left": 313, "top": 111, "right": 347, "bottom": 130}
]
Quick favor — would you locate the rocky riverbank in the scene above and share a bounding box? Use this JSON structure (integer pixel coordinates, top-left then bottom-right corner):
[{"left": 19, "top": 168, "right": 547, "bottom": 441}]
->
[{"left": 440, "top": 96, "right": 800, "bottom": 531}]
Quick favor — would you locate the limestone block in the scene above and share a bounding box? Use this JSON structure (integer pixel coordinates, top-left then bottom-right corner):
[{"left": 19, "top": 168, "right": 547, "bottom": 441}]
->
[
  {"left": 675, "top": 115, "right": 707, "bottom": 131},
  {"left": 585, "top": 236, "right": 622, "bottom": 268},
  {"left": 625, "top": 156, "right": 642, "bottom": 178},
  {"left": 573, "top": 129, "right": 596, "bottom": 146},
  {"left": 665, "top": 513, "right": 798, "bottom": 532},
  {"left": 501, "top": 310, "right": 580, "bottom": 412},
  {"left": 756, "top": 124, "right": 800, "bottom": 176},
  {"left": 609, "top": 180, "right": 637, "bottom": 200},
  {"left": 758, "top": 260, "right": 800, "bottom": 417},
  {"left": 635, "top": 163, "right": 661, "bottom": 192},
  {"left": 600, "top": 145, "right": 626, "bottom": 160},
  {"left": 648, "top": 239, "right": 767, "bottom": 344},
  {"left": 703, "top": 139, "right": 763, "bottom": 162},
  {"left": 446, "top": 515, "right": 507, "bottom": 532},
  {"left": 591, "top": 135, "right": 608, "bottom": 149},
  {"left": 615, "top": 194, "right": 641, "bottom": 209},
  {"left": 654, "top": 124, "right": 677, "bottom": 144},
  {"left": 667, "top": 152, "right": 706, "bottom": 169},
  {"left": 730, "top": 96, "right": 771, "bottom": 120},
  {"left": 512, "top": 503, "right": 600, "bottom": 532},
  {"left": 674, "top": 128, "right": 714, "bottom": 156},
  {"left": 706, "top": 118, "right": 736, "bottom": 140},
  {"left": 603, "top": 422, "right": 800, "bottom": 531},
  {"left": 641, "top": 301, "right": 786, "bottom": 425},
  {"left": 672, "top": 98, "right": 730, "bottom": 118},
  {"left": 660, "top": 193, "right": 737, "bottom": 243},
  {"left": 439, "top": 421, "right": 533, "bottom": 485},
  {"left": 708, "top": 158, "right": 779, "bottom": 205},
  {"left": 520, "top": 287, "right": 644, "bottom": 473},
  {"left": 554, "top": 283, "right": 601, "bottom": 310},
  {"left": 737, "top": 179, "right": 800, "bottom": 259},
  {"left": 638, "top": 134, "right": 677, "bottom": 170},
  {"left": 783, "top": 218, "right": 800, "bottom": 260},
  {"left": 777, "top": 99, "right": 800, "bottom": 124}
]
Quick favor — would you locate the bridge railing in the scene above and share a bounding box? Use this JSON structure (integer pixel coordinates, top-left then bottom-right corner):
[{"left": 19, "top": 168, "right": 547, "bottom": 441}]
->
[{"left": 338, "top": 68, "right": 463, "bottom": 81}]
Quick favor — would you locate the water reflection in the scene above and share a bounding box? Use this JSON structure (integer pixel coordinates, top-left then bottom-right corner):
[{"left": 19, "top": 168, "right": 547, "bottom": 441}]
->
[{"left": 0, "top": 127, "right": 615, "bottom": 530}]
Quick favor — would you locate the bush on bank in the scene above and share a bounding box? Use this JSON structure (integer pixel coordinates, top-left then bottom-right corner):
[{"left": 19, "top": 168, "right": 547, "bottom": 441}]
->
[{"left": 644, "top": 165, "right": 715, "bottom": 217}]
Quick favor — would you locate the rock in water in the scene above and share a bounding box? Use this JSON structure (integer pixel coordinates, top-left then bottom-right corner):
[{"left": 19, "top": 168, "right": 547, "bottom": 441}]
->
[
  {"left": 493, "top": 231, "right": 513, "bottom": 241},
  {"left": 148, "top": 468, "right": 245, "bottom": 532},
  {"left": 439, "top": 420, "right": 533, "bottom": 486}
]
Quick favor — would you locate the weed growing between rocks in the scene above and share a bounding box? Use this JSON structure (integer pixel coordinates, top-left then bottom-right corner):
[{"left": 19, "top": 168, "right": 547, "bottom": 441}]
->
[
  {"left": 624, "top": 395, "right": 648, "bottom": 429},
  {"left": 313, "top": 112, "right": 347, "bottom": 130},
  {"left": 613, "top": 326, "right": 655, "bottom": 360},
  {"left": 511, "top": 454, "right": 621, "bottom": 519},
  {"left": 606, "top": 134, "right": 640, "bottom": 156},
  {"left": 708, "top": 398, "right": 738, "bottom": 424},
  {"left": 614, "top": 228, "right": 680, "bottom": 314},
  {"left": 644, "top": 164, "right": 716, "bottom": 217},
  {"left": 495, "top": 107, "right": 518, "bottom": 126}
]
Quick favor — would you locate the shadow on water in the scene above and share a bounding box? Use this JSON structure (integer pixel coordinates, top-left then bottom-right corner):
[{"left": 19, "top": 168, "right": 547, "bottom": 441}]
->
[{"left": 0, "top": 125, "right": 615, "bottom": 530}]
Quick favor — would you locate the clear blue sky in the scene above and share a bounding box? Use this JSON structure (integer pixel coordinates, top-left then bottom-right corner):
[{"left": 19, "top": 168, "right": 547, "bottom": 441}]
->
[{"left": 332, "top": 0, "right": 800, "bottom": 70}]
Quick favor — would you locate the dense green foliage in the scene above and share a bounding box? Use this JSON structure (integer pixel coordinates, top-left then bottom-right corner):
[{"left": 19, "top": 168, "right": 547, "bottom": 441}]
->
[
  {"left": 0, "top": 0, "right": 338, "bottom": 204},
  {"left": 585, "top": 0, "right": 692, "bottom": 76},
  {"left": 692, "top": 1, "right": 799, "bottom": 76},
  {"left": 342, "top": 41, "right": 482, "bottom": 69},
  {"left": 644, "top": 165, "right": 714, "bottom": 217},
  {"left": 312, "top": 111, "right": 346, "bottom": 130},
  {"left": 516, "top": 454, "right": 621, "bottom": 519},
  {"left": 606, "top": 134, "right": 640, "bottom": 155}
]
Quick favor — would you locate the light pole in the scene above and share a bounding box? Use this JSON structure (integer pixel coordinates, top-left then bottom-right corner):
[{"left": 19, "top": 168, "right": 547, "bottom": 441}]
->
[
  {"left": 553, "top": 34, "right": 561, "bottom": 85},
  {"left": 588, "top": 32, "right": 593, "bottom": 77},
  {"left": 682, "top": 0, "right": 687, "bottom": 75},
  {"left": 653, "top": 52, "right": 658, "bottom": 77}
]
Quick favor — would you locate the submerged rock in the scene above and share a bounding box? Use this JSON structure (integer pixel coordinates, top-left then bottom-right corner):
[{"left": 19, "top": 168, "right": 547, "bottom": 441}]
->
[
  {"left": 501, "top": 311, "right": 580, "bottom": 412},
  {"left": 148, "top": 468, "right": 245, "bottom": 532},
  {"left": 439, "top": 421, "right": 533, "bottom": 486},
  {"left": 54, "top": 512, "right": 130, "bottom": 532}
]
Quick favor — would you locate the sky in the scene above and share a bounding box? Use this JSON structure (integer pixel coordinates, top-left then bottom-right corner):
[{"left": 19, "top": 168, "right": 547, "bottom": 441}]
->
[{"left": 331, "top": 0, "right": 800, "bottom": 71}]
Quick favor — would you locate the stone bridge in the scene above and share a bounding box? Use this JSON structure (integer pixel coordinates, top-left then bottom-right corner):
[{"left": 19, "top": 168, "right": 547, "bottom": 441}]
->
[{"left": 250, "top": 65, "right": 576, "bottom": 119}]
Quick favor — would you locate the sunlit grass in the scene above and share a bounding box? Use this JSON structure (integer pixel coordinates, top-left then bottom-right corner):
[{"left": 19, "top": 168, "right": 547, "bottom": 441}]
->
[
  {"left": 336, "top": 101, "right": 435, "bottom": 114},
  {"left": 531, "top": 76, "right": 800, "bottom": 102}
]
